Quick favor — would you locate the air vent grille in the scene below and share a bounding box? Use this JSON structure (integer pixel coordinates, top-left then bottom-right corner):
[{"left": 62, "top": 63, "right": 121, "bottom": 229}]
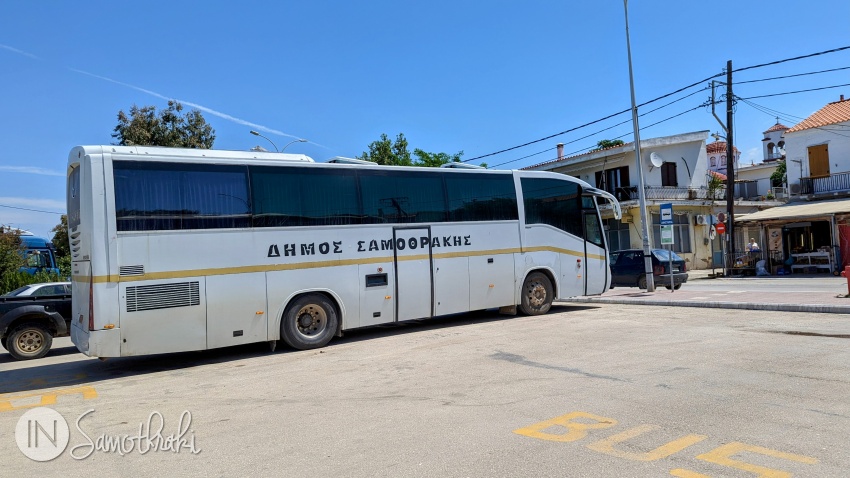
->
[
  {"left": 126, "top": 282, "right": 200, "bottom": 312},
  {"left": 119, "top": 265, "right": 145, "bottom": 276}
]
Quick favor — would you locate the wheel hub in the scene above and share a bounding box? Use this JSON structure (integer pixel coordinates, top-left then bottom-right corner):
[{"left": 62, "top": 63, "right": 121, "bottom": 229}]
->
[
  {"left": 17, "top": 330, "right": 44, "bottom": 353},
  {"left": 296, "top": 305, "right": 327, "bottom": 337},
  {"left": 528, "top": 282, "right": 546, "bottom": 307}
]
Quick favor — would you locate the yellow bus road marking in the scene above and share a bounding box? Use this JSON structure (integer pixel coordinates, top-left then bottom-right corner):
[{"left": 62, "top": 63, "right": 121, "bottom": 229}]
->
[
  {"left": 514, "top": 410, "right": 819, "bottom": 477},
  {"left": 0, "top": 386, "right": 98, "bottom": 412},
  {"left": 586, "top": 424, "right": 707, "bottom": 462}
]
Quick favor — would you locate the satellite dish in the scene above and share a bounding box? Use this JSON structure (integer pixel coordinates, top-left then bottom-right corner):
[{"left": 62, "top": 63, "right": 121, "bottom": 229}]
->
[{"left": 649, "top": 152, "right": 664, "bottom": 168}]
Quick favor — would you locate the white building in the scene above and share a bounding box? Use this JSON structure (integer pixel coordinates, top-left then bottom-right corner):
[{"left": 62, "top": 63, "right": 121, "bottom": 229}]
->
[
  {"left": 524, "top": 131, "right": 776, "bottom": 270},
  {"left": 737, "top": 94, "right": 850, "bottom": 275}
]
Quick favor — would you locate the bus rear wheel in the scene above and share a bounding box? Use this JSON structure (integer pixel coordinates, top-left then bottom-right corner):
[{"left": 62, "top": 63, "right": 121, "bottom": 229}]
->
[
  {"left": 280, "top": 294, "right": 338, "bottom": 350},
  {"left": 520, "top": 272, "right": 553, "bottom": 315}
]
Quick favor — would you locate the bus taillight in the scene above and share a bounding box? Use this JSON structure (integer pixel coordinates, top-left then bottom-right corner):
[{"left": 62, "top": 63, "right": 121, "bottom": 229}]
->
[{"left": 88, "top": 276, "right": 95, "bottom": 331}]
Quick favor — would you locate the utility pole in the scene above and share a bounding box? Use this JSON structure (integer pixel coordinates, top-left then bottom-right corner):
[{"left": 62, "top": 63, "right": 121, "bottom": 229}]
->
[
  {"left": 725, "top": 60, "right": 735, "bottom": 273},
  {"left": 623, "top": 0, "right": 655, "bottom": 292}
]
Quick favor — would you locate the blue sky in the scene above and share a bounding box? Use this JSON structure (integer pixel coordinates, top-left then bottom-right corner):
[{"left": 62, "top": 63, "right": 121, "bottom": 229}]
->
[{"left": 1, "top": 0, "right": 848, "bottom": 238}]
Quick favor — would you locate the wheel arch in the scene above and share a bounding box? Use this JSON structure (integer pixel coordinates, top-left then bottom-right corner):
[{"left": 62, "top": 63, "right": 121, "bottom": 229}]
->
[
  {"left": 272, "top": 288, "right": 345, "bottom": 340},
  {"left": 0, "top": 312, "right": 60, "bottom": 343}
]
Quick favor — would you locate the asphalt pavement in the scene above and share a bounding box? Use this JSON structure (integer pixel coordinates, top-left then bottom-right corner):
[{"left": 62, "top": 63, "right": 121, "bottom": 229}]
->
[{"left": 564, "top": 269, "right": 850, "bottom": 314}]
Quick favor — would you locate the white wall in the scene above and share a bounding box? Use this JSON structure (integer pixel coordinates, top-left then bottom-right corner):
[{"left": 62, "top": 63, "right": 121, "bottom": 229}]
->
[{"left": 784, "top": 120, "right": 850, "bottom": 188}]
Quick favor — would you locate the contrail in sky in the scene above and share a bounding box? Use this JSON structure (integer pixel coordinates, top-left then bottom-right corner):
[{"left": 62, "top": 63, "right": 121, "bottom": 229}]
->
[
  {"left": 0, "top": 44, "right": 40, "bottom": 60},
  {"left": 68, "top": 68, "right": 304, "bottom": 140},
  {"left": 1, "top": 43, "right": 311, "bottom": 142},
  {"left": 0, "top": 166, "right": 64, "bottom": 177}
]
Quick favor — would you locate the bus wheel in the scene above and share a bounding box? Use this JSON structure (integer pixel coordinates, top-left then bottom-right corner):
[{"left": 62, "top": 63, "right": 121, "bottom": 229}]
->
[
  {"left": 280, "top": 294, "right": 338, "bottom": 350},
  {"left": 7, "top": 322, "right": 53, "bottom": 360},
  {"left": 520, "top": 272, "right": 553, "bottom": 315}
]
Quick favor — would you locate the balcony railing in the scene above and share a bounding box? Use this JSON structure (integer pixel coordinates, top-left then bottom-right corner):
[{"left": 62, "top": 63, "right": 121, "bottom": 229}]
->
[
  {"left": 800, "top": 171, "right": 850, "bottom": 195},
  {"left": 613, "top": 186, "right": 725, "bottom": 201}
]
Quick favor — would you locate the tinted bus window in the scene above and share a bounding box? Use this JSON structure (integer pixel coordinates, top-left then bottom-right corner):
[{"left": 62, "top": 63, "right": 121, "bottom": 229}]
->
[
  {"left": 114, "top": 161, "right": 251, "bottom": 231},
  {"left": 520, "top": 178, "right": 582, "bottom": 238},
  {"left": 360, "top": 170, "right": 447, "bottom": 224},
  {"left": 445, "top": 173, "right": 518, "bottom": 222},
  {"left": 251, "top": 167, "right": 360, "bottom": 227}
]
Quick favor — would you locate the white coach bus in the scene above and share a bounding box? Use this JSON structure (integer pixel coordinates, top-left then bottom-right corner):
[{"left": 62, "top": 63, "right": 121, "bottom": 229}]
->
[{"left": 67, "top": 145, "right": 620, "bottom": 358}]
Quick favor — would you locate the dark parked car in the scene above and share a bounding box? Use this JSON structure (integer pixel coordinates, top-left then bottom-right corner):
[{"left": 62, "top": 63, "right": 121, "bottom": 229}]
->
[
  {"left": 0, "top": 285, "right": 72, "bottom": 360},
  {"left": 610, "top": 249, "right": 688, "bottom": 290}
]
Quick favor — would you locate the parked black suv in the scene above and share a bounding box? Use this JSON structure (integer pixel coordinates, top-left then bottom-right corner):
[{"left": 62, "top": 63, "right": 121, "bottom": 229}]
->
[{"left": 610, "top": 249, "right": 688, "bottom": 290}]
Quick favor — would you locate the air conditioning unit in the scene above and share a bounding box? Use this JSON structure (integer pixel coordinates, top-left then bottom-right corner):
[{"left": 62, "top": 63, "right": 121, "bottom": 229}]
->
[
  {"left": 790, "top": 183, "right": 801, "bottom": 194},
  {"left": 695, "top": 215, "right": 708, "bottom": 226},
  {"left": 621, "top": 215, "right": 634, "bottom": 224}
]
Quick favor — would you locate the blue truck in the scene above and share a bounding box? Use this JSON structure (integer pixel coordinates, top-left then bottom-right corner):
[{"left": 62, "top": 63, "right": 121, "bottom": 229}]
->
[{"left": 18, "top": 233, "right": 60, "bottom": 275}]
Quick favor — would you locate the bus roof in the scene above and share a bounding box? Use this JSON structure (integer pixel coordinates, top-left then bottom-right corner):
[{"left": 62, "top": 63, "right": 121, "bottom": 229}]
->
[{"left": 69, "top": 145, "right": 314, "bottom": 164}]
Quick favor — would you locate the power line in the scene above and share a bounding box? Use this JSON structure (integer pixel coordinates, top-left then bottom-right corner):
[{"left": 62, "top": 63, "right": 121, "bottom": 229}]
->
[
  {"left": 467, "top": 45, "right": 850, "bottom": 164},
  {"left": 494, "top": 104, "right": 703, "bottom": 169},
  {"left": 738, "top": 97, "right": 850, "bottom": 139},
  {"left": 738, "top": 82, "right": 850, "bottom": 100},
  {"left": 736, "top": 66, "right": 850, "bottom": 85},
  {"left": 0, "top": 204, "right": 63, "bottom": 215},
  {"left": 733, "top": 46, "right": 850, "bottom": 73},
  {"left": 462, "top": 107, "right": 630, "bottom": 162}
]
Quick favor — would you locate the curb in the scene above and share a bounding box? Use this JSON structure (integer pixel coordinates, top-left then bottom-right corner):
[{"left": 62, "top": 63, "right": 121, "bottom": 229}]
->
[{"left": 559, "top": 297, "right": 850, "bottom": 315}]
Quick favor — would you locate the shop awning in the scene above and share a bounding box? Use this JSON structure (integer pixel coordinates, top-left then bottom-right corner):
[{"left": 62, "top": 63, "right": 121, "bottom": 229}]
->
[{"left": 736, "top": 198, "right": 850, "bottom": 222}]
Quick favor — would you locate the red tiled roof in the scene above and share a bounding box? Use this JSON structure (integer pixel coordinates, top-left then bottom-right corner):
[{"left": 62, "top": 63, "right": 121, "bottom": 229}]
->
[
  {"left": 706, "top": 140, "right": 739, "bottom": 154},
  {"left": 522, "top": 141, "right": 634, "bottom": 170},
  {"left": 763, "top": 123, "right": 789, "bottom": 134},
  {"left": 785, "top": 97, "right": 850, "bottom": 133}
]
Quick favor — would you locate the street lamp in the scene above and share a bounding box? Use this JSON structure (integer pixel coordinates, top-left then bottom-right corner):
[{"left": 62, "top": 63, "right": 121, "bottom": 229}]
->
[
  {"left": 250, "top": 130, "right": 278, "bottom": 152},
  {"left": 623, "top": 0, "right": 655, "bottom": 292},
  {"left": 280, "top": 138, "right": 308, "bottom": 153}
]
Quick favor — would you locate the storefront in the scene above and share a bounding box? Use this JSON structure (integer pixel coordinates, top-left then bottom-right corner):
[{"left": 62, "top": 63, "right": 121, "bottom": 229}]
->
[{"left": 736, "top": 198, "right": 850, "bottom": 275}]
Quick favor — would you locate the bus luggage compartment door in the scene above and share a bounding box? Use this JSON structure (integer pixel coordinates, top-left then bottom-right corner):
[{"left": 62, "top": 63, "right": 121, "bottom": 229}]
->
[{"left": 393, "top": 227, "right": 433, "bottom": 321}]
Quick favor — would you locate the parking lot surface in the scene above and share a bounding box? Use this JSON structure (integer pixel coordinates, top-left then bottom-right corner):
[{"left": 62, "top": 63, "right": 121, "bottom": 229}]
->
[{"left": 2, "top": 303, "right": 849, "bottom": 477}]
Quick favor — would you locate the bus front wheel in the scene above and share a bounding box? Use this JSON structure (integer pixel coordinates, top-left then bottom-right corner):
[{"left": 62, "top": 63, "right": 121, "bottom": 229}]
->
[
  {"left": 280, "top": 294, "right": 339, "bottom": 350},
  {"left": 520, "top": 272, "right": 553, "bottom": 315}
]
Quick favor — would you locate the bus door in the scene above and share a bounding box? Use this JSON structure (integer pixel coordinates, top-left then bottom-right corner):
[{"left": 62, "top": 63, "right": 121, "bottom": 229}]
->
[
  {"left": 582, "top": 209, "right": 608, "bottom": 295},
  {"left": 393, "top": 227, "right": 434, "bottom": 321}
]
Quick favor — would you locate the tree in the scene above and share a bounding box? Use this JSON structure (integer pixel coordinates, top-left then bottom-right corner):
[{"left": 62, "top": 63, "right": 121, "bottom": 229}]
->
[
  {"left": 412, "top": 149, "right": 464, "bottom": 167},
  {"left": 0, "top": 227, "right": 24, "bottom": 281},
  {"left": 112, "top": 100, "right": 215, "bottom": 149},
  {"left": 357, "top": 133, "right": 412, "bottom": 166},
  {"left": 51, "top": 215, "right": 71, "bottom": 277},
  {"left": 770, "top": 160, "right": 786, "bottom": 186},
  {"left": 592, "top": 139, "right": 624, "bottom": 151},
  {"left": 358, "top": 133, "right": 469, "bottom": 168}
]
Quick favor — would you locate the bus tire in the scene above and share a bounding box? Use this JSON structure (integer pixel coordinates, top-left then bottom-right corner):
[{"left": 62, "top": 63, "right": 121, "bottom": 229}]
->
[
  {"left": 280, "top": 294, "right": 338, "bottom": 350},
  {"left": 520, "top": 272, "right": 553, "bottom": 316},
  {"left": 7, "top": 321, "right": 53, "bottom": 360}
]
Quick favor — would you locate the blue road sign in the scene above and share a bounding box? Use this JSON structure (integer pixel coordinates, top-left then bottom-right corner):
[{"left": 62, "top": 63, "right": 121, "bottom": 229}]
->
[{"left": 660, "top": 203, "right": 673, "bottom": 225}]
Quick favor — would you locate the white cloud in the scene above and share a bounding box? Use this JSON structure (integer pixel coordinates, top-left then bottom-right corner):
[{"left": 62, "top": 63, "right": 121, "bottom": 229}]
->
[
  {"left": 0, "top": 166, "right": 64, "bottom": 177},
  {"left": 744, "top": 147, "right": 760, "bottom": 165}
]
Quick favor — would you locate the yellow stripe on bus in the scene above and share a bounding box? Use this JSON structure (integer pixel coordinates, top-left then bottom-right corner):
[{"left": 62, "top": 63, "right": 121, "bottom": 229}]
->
[{"left": 78, "top": 246, "right": 606, "bottom": 283}]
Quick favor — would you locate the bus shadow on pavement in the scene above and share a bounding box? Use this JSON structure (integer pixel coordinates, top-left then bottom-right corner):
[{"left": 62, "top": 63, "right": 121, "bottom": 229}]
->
[{"left": 0, "top": 305, "right": 596, "bottom": 396}]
